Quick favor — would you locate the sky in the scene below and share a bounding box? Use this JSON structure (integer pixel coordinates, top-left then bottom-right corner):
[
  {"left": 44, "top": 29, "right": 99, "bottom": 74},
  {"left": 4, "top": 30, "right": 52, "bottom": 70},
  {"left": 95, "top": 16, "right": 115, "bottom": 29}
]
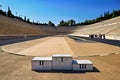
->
[{"left": 0, "top": 0, "right": 120, "bottom": 25}]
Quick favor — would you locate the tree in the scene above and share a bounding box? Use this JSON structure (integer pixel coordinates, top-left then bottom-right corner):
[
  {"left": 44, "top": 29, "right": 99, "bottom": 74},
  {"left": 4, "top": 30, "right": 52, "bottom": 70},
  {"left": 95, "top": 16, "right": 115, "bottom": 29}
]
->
[
  {"left": 99, "top": 14, "right": 103, "bottom": 20},
  {"left": 7, "top": 6, "right": 14, "bottom": 18},
  {"left": 0, "top": 10, "right": 6, "bottom": 16},
  {"left": 48, "top": 21, "right": 55, "bottom": 27},
  {"left": 58, "top": 20, "right": 69, "bottom": 26},
  {"left": 68, "top": 19, "right": 76, "bottom": 26},
  {"left": 24, "top": 16, "right": 26, "bottom": 22},
  {"left": 27, "top": 18, "right": 30, "bottom": 23},
  {"left": 58, "top": 19, "right": 76, "bottom": 26},
  {"left": 59, "top": 20, "right": 65, "bottom": 26}
]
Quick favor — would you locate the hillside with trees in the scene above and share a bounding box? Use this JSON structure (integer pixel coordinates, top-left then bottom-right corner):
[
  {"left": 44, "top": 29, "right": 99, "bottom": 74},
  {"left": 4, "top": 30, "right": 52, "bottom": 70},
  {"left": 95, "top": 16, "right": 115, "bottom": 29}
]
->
[
  {"left": 0, "top": 6, "right": 120, "bottom": 36},
  {"left": 57, "top": 10, "right": 120, "bottom": 26},
  {"left": 0, "top": 6, "right": 120, "bottom": 27},
  {"left": 0, "top": 7, "right": 74, "bottom": 35},
  {"left": 76, "top": 10, "right": 120, "bottom": 26},
  {"left": 0, "top": 6, "right": 50, "bottom": 26}
]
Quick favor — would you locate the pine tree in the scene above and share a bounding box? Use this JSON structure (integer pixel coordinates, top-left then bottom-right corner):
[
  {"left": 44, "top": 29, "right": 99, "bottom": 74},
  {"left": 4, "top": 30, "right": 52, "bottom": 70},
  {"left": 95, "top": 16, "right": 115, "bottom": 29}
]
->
[
  {"left": 68, "top": 19, "right": 76, "bottom": 26},
  {"left": 24, "top": 16, "right": 26, "bottom": 22},
  {"left": 0, "top": 10, "right": 6, "bottom": 16},
  {"left": 48, "top": 21, "right": 55, "bottom": 27},
  {"left": 27, "top": 18, "right": 30, "bottom": 23},
  {"left": 60, "top": 20, "right": 65, "bottom": 26},
  {"left": 7, "top": 6, "right": 14, "bottom": 18}
]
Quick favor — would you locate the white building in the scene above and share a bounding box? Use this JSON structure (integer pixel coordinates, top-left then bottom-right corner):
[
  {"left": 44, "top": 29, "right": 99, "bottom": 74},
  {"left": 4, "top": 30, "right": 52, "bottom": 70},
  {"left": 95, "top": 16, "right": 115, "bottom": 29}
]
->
[
  {"left": 32, "top": 54, "right": 93, "bottom": 71},
  {"left": 72, "top": 60, "right": 93, "bottom": 71},
  {"left": 32, "top": 57, "right": 52, "bottom": 71},
  {"left": 52, "top": 54, "right": 72, "bottom": 70}
]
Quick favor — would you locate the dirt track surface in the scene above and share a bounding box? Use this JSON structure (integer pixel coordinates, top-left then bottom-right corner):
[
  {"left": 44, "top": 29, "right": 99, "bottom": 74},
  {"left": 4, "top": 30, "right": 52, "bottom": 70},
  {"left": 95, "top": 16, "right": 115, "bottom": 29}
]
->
[
  {"left": 2, "top": 37, "right": 75, "bottom": 57},
  {"left": 0, "top": 37, "right": 120, "bottom": 80},
  {"left": 65, "top": 37, "right": 120, "bottom": 57},
  {"left": 0, "top": 47, "right": 120, "bottom": 80},
  {"left": 2, "top": 36, "right": 120, "bottom": 57}
]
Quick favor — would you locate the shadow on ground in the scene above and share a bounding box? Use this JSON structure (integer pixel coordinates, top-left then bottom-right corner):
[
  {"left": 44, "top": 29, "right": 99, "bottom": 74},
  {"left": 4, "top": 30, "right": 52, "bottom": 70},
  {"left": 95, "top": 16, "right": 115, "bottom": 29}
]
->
[
  {"left": 0, "top": 35, "right": 51, "bottom": 46},
  {"left": 33, "top": 67, "right": 100, "bottom": 74},
  {"left": 70, "top": 36, "right": 120, "bottom": 47},
  {"left": 69, "top": 36, "right": 95, "bottom": 43}
]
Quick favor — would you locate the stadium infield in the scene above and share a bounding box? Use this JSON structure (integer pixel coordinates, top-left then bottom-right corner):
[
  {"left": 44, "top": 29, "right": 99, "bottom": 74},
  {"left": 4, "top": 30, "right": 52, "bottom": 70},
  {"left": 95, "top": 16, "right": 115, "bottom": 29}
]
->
[
  {"left": 0, "top": 36, "right": 120, "bottom": 80},
  {"left": 2, "top": 36, "right": 120, "bottom": 57}
]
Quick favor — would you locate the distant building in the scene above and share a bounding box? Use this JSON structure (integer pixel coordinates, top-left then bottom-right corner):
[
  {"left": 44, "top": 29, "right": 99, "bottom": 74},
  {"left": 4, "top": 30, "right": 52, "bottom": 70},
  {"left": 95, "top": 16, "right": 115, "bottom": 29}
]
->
[{"left": 32, "top": 54, "right": 93, "bottom": 71}]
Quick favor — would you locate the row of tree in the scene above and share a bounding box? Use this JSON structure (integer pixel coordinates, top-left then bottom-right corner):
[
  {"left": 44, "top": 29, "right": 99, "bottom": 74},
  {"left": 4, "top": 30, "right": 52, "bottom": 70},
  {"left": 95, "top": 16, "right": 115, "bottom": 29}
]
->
[
  {"left": 58, "top": 19, "right": 76, "bottom": 26},
  {"left": 57, "top": 10, "right": 120, "bottom": 26},
  {"left": 0, "top": 7, "right": 49, "bottom": 26},
  {"left": 76, "top": 10, "right": 120, "bottom": 26},
  {"left": 0, "top": 6, "right": 120, "bottom": 27}
]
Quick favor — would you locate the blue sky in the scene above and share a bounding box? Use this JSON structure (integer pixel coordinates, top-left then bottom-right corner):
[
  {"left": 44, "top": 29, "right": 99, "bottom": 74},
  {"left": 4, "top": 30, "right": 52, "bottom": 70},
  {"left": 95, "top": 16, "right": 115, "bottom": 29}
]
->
[{"left": 0, "top": 0, "right": 120, "bottom": 25}]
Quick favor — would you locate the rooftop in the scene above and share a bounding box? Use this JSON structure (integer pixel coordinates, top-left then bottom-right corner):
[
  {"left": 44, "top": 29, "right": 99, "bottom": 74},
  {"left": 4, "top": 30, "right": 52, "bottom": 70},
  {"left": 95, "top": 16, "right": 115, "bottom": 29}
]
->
[
  {"left": 32, "top": 57, "right": 52, "bottom": 61},
  {"left": 52, "top": 54, "right": 72, "bottom": 57},
  {"left": 73, "top": 60, "right": 93, "bottom": 64}
]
